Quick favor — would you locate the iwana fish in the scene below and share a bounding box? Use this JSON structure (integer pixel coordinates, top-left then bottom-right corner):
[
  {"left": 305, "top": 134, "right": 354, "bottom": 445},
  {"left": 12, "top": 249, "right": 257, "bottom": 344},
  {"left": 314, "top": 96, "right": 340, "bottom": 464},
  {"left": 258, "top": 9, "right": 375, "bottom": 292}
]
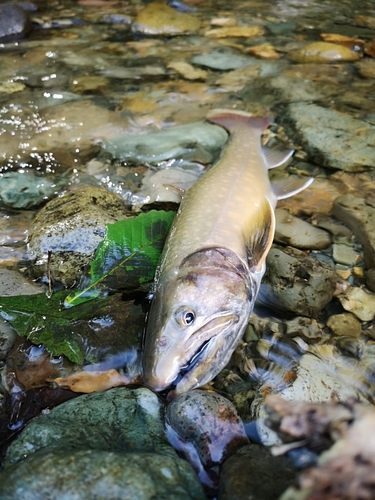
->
[{"left": 142, "top": 109, "right": 313, "bottom": 397}]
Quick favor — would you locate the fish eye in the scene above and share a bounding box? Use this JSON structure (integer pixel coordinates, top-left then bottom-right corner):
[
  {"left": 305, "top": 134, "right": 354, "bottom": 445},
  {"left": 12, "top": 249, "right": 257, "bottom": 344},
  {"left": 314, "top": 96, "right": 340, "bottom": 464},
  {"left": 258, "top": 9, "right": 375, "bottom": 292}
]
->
[{"left": 174, "top": 307, "right": 196, "bottom": 327}]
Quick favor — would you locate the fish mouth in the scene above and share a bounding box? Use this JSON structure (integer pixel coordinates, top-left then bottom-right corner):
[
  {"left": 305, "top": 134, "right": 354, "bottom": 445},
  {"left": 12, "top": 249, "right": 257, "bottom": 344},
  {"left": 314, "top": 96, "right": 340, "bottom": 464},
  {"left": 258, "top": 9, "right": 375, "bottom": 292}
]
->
[{"left": 170, "top": 312, "right": 240, "bottom": 394}]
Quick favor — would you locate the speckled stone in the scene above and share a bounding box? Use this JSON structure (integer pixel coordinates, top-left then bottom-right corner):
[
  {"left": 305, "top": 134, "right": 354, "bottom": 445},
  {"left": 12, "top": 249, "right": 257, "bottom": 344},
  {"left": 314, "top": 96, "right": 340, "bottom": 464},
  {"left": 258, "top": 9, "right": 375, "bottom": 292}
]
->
[
  {"left": 27, "top": 186, "right": 130, "bottom": 286},
  {"left": 0, "top": 387, "right": 205, "bottom": 500},
  {"left": 279, "top": 104, "right": 375, "bottom": 172},
  {"left": 132, "top": 2, "right": 201, "bottom": 35},
  {"left": 327, "top": 313, "right": 362, "bottom": 338}
]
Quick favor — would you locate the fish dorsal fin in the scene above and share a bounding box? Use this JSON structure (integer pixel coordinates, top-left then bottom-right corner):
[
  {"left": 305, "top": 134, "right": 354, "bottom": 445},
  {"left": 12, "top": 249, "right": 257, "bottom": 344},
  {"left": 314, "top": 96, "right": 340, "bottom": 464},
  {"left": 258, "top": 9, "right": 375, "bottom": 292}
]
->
[
  {"left": 262, "top": 146, "right": 294, "bottom": 170},
  {"left": 242, "top": 197, "right": 275, "bottom": 273},
  {"left": 271, "top": 176, "right": 314, "bottom": 200}
]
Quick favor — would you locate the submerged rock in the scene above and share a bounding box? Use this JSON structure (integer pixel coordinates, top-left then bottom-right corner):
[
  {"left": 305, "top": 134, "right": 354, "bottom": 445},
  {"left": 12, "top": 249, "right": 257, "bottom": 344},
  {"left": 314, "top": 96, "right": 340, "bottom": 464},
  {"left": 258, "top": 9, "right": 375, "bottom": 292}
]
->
[
  {"left": 132, "top": 2, "right": 201, "bottom": 35},
  {"left": 332, "top": 194, "right": 375, "bottom": 269},
  {"left": 0, "top": 3, "right": 31, "bottom": 40},
  {"left": 0, "top": 171, "right": 68, "bottom": 209},
  {"left": 261, "top": 247, "right": 337, "bottom": 317},
  {"left": 219, "top": 444, "right": 296, "bottom": 500},
  {"left": 275, "top": 209, "right": 331, "bottom": 250},
  {"left": 27, "top": 186, "right": 130, "bottom": 286},
  {"left": 339, "top": 286, "right": 375, "bottom": 322},
  {"left": 0, "top": 387, "right": 205, "bottom": 500},
  {"left": 166, "top": 390, "right": 249, "bottom": 490},
  {"left": 326, "top": 313, "right": 362, "bottom": 338},
  {"left": 288, "top": 42, "right": 361, "bottom": 63},
  {"left": 191, "top": 50, "right": 256, "bottom": 70},
  {"left": 102, "top": 122, "right": 228, "bottom": 165},
  {"left": 279, "top": 103, "right": 375, "bottom": 172}
]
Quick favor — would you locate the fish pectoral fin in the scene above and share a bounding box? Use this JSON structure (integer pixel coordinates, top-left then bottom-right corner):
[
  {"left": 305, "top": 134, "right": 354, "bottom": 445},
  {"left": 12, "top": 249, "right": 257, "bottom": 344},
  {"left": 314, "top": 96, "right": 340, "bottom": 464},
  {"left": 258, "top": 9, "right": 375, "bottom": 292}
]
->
[
  {"left": 271, "top": 175, "right": 314, "bottom": 200},
  {"left": 262, "top": 146, "right": 294, "bottom": 170},
  {"left": 243, "top": 197, "right": 275, "bottom": 273}
]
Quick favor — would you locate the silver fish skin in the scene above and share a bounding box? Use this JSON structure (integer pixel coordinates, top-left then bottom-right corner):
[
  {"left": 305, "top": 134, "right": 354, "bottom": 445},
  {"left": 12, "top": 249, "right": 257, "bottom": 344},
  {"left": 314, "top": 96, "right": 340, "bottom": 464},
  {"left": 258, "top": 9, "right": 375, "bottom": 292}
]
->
[{"left": 143, "top": 109, "right": 312, "bottom": 397}]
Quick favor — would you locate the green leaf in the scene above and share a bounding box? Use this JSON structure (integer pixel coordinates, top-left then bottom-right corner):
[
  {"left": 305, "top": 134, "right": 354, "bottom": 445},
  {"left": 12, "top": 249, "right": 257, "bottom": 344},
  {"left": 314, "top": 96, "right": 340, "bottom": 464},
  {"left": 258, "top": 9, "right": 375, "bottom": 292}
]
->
[
  {"left": 0, "top": 292, "right": 144, "bottom": 364},
  {"left": 65, "top": 210, "right": 175, "bottom": 307}
]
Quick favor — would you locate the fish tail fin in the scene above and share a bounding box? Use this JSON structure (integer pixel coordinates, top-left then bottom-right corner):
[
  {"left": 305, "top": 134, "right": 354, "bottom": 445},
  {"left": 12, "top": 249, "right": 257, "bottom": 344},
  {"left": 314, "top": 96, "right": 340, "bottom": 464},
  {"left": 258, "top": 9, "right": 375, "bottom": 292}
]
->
[{"left": 206, "top": 109, "right": 270, "bottom": 134}]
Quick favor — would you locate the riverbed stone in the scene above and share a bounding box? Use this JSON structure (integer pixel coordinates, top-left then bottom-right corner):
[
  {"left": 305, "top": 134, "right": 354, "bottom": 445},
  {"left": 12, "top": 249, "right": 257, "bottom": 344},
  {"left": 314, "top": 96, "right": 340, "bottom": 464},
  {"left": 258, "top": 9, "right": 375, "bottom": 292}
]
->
[
  {"left": 366, "top": 268, "right": 375, "bottom": 293},
  {"left": 132, "top": 2, "right": 201, "bottom": 35},
  {"left": 102, "top": 122, "right": 228, "bottom": 164},
  {"left": 27, "top": 186, "right": 130, "bottom": 286},
  {"left": 219, "top": 444, "right": 296, "bottom": 500},
  {"left": 279, "top": 103, "right": 375, "bottom": 172},
  {"left": 339, "top": 286, "right": 375, "bottom": 322},
  {"left": 288, "top": 42, "right": 361, "bottom": 63},
  {"left": 326, "top": 313, "right": 362, "bottom": 338},
  {"left": 332, "top": 194, "right": 375, "bottom": 269},
  {"left": 332, "top": 243, "right": 359, "bottom": 266},
  {"left": 0, "top": 3, "right": 31, "bottom": 40},
  {"left": 0, "top": 387, "right": 206, "bottom": 500},
  {"left": 261, "top": 247, "right": 338, "bottom": 317},
  {"left": 275, "top": 209, "right": 331, "bottom": 250}
]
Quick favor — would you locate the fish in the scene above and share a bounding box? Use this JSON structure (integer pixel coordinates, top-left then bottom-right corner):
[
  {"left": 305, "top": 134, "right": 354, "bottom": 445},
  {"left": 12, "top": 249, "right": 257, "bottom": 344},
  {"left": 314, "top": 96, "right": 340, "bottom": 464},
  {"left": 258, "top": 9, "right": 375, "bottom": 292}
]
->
[{"left": 142, "top": 109, "right": 313, "bottom": 397}]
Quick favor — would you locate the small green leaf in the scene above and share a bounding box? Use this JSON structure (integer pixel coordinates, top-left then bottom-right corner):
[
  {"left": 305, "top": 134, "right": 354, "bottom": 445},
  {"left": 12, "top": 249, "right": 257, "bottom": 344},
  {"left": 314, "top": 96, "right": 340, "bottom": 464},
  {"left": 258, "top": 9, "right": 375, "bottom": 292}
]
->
[
  {"left": 65, "top": 210, "right": 175, "bottom": 307},
  {"left": 0, "top": 292, "right": 144, "bottom": 364}
]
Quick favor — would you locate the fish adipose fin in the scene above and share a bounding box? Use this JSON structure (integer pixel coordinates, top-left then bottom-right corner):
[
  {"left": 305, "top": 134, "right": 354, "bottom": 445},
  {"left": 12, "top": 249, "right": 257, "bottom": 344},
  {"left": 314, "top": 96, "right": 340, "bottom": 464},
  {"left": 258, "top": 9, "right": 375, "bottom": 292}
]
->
[
  {"left": 271, "top": 176, "right": 314, "bottom": 200},
  {"left": 262, "top": 147, "right": 294, "bottom": 170},
  {"left": 206, "top": 108, "right": 270, "bottom": 134},
  {"left": 242, "top": 197, "right": 275, "bottom": 273}
]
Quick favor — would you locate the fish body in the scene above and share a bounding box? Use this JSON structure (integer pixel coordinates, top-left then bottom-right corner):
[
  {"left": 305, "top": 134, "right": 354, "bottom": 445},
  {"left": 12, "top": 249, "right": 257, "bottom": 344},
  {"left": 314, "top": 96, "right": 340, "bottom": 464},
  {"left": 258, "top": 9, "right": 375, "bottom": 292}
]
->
[{"left": 143, "top": 109, "right": 312, "bottom": 396}]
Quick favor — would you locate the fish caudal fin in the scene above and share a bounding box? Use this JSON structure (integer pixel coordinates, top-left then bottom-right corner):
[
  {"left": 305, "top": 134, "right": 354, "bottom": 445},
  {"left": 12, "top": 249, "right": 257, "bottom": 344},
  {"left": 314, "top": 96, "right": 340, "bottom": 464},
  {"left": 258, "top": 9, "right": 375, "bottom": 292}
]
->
[
  {"left": 271, "top": 176, "right": 314, "bottom": 200},
  {"left": 242, "top": 197, "right": 275, "bottom": 273},
  {"left": 206, "top": 109, "right": 270, "bottom": 134}
]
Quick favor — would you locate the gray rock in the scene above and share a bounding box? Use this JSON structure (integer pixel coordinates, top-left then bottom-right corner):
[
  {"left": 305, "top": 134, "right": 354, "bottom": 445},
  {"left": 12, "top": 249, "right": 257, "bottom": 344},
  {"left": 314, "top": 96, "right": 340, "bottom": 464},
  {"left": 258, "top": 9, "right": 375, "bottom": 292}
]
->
[
  {"left": 275, "top": 209, "right": 331, "bottom": 250},
  {"left": 332, "top": 243, "right": 359, "bottom": 266},
  {"left": 0, "top": 448, "right": 205, "bottom": 500},
  {"left": 102, "top": 122, "right": 228, "bottom": 164},
  {"left": 332, "top": 194, "right": 375, "bottom": 269},
  {"left": 261, "top": 247, "right": 338, "bottom": 317},
  {"left": 0, "top": 171, "right": 69, "bottom": 209},
  {"left": 268, "top": 75, "right": 333, "bottom": 103},
  {"left": 219, "top": 444, "right": 296, "bottom": 500},
  {"left": 166, "top": 390, "right": 249, "bottom": 489},
  {"left": 279, "top": 103, "right": 375, "bottom": 172},
  {"left": 0, "top": 387, "right": 206, "bottom": 500},
  {"left": 366, "top": 268, "right": 375, "bottom": 293},
  {"left": 191, "top": 50, "right": 256, "bottom": 70},
  {"left": 27, "top": 186, "right": 130, "bottom": 286},
  {"left": 0, "top": 3, "right": 31, "bottom": 39}
]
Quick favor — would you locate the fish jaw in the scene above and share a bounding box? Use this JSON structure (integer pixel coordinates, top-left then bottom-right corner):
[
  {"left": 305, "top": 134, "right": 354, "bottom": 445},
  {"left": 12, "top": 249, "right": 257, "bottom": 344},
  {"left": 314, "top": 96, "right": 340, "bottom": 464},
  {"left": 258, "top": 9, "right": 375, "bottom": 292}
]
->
[{"left": 142, "top": 248, "right": 256, "bottom": 394}]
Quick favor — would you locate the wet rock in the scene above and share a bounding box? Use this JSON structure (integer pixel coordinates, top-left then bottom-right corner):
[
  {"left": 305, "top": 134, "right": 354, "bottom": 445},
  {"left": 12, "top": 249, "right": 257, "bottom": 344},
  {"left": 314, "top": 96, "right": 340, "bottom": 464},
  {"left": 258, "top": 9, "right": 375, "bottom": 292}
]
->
[
  {"left": 102, "top": 122, "right": 228, "bottom": 164},
  {"left": 339, "top": 286, "right": 375, "bottom": 322},
  {"left": 0, "top": 387, "right": 205, "bottom": 500},
  {"left": 205, "top": 26, "right": 264, "bottom": 38},
  {"left": 0, "top": 3, "right": 31, "bottom": 40},
  {"left": 219, "top": 444, "right": 296, "bottom": 500},
  {"left": 366, "top": 268, "right": 375, "bottom": 293},
  {"left": 191, "top": 50, "right": 256, "bottom": 70},
  {"left": 275, "top": 209, "right": 331, "bottom": 250},
  {"left": 0, "top": 82, "right": 25, "bottom": 94},
  {"left": 27, "top": 186, "right": 130, "bottom": 286},
  {"left": 167, "top": 61, "right": 208, "bottom": 80},
  {"left": 355, "top": 58, "right": 375, "bottom": 78},
  {"left": 0, "top": 171, "right": 68, "bottom": 209},
  {"left": 268, "top": 75, "right": 329, "bottom": 103},
  {"left": 285, "top": 316, "right": 325, "bottom": 342},
  {"left": 0, "top": 268, "right": 45, "bottom": 297},
  {"left": 332, "top": 243, "right": 359, "bottom": 266},
  {"left": 132, "top": 2, "right": 201, "bottom": 35},
  {"left": 332, "top": 194, "right": 375, "bottom": 269},
  {"left": 288, "top": 42, "right": 361, "bottom": 63},
  {"left": 166, "top": 390, "right": 249, "bottom": 490},
  {"left": 326, "top": 313, "right": 362, "bottom": 338},
  {"left": 279, "top": 103, "right": 375, "bottom": 172},
  {"left": 261, "top": 247, "right": 337, "bottom": 317}
]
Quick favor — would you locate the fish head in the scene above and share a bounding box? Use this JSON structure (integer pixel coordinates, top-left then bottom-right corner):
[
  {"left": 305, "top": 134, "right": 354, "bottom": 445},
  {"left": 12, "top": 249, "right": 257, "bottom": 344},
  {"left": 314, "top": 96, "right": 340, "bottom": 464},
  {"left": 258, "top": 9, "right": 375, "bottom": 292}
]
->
[{"left": 143, "top": 248, "right": 256, "bottom": 396}]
